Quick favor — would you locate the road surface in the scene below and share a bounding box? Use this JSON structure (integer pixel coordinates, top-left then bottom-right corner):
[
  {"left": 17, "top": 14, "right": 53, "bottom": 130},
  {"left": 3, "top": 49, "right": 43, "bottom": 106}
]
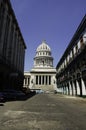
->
[{"left": 0, "top": 93, "right": 86, "bottom": 130}]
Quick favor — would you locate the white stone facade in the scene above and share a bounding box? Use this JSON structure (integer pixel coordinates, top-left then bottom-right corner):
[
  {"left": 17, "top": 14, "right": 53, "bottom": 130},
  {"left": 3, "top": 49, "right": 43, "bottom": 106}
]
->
[{"left": 23, "top": 40, "right": 56, "bottom": 92}]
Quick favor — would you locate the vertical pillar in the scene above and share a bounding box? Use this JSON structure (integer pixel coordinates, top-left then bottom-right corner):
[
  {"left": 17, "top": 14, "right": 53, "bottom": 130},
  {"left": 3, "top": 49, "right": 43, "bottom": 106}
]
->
[
  {"left": 69, "top": 82, "right": 72, "bottom": 95},
  {"left": 81, "top": 78, "right": 86, "bottom": 96},
  {"left": 6, "top": 16, "right": 12, "bottom": 60},
  {"left": 44, "top": 76, "right": 46, "bottom": 85},
  {"left": 23, "top": 79, "right": 25, "bottom": 86},
  {"left": 64, "top": 86, "right": 66, "bottom": 94},
  {"left": 27, "top": 77, "right": 28, "bottom": 86},
  {"left": 11, "top": 25, "right": 15, "bottom": 65},
  {"left": 66, "top": 86, "right": 69, "bottom": 95},
  {"left": 72, "top": 81, "right": 76, "bottom": 96},
  {"left": 0, "top": 8, "right": 7, "bottom": 54},
  {"left": 47, "top": 76, "right": 49, "bottom": 85},
  {"left": 76, "top": 80, "right": 80, "bottom": 95}
]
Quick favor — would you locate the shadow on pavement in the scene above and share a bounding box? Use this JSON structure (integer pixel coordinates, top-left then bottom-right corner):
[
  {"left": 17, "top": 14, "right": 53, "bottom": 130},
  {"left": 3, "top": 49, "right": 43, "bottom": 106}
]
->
[
  {"left": 0, "top": 103, "right": 4, "bottom": 106},
  {"left": 5, "top": 92, "right": 36, "bottom": 102}
]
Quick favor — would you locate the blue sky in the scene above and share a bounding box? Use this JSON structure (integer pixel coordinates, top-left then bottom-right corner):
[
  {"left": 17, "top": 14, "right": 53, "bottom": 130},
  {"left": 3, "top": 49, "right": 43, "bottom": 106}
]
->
[{"left": 11, "top": 0, "right": 86, "bottom": 71}]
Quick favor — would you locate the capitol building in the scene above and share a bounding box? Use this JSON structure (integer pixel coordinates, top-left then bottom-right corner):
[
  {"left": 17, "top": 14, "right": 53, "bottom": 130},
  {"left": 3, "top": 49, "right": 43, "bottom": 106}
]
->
[{"left": 23, "top": 40, "right": 56, "bottom": 92}]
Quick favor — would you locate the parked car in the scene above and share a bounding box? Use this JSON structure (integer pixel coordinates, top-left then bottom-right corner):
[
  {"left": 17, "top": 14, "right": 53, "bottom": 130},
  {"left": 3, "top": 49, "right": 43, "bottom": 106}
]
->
[
  {"left": 2, "top": 89, "right": 26, "bottom": 101},
  {"left": 0, "top": 92, "right": 5, "bottom": 102}
]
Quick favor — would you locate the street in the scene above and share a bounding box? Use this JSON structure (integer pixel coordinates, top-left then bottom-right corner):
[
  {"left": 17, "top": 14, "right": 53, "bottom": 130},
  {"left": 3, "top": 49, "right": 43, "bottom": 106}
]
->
[{"left": 0, "top": 93, "right": 86, "bottom": 130}]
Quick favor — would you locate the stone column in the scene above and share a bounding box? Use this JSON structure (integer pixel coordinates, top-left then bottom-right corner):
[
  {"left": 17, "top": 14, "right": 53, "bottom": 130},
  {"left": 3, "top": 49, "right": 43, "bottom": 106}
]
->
[
  {"left": 81, "top": 78, "right": 86, "bottom": 96},
  {"left": 27, "top": 77, "right": 28, "bottom": 86},
  {"left": 6, "top": 16, "right": 12, "bottom": 60},
  {"left": 66, "top": 86, "right": 69, "bottom": 95},
  {"left": 23, "top": 79, "right": 25, "bottom": 86},
  {"left": 44, "top": 76, "right": 46, "bottom": 85},
  {"left": 21, "top": 45, "right": 23, "bottom": 72},
  {"left": 61, "top": 86, "right": 64, "bottom": 94},
  {"left": 41, "top": 76, "right": 43, "bottom": 85},
  {"left": 11, "top": 25, "right": 15, "bottom": 65},
  {"left": 0, "top": 8, "right": 7, "bottom": 54},
  {"left": 72, "top": 81, "right": 76, "bottom": 96},
  {"left": 69, "top": 82, "right": 72, "bottom": 95},
  {"left": 76, "top": 80, "right": 80, "bottom": 95}
]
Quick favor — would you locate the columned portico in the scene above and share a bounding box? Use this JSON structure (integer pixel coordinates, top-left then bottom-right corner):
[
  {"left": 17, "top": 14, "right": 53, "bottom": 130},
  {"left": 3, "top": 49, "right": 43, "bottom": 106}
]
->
[
  {"left": 35, "top": 75, "right": 51, "bottom": 86},
  {"left": 24, "top": 40, "right": 56, "bottom": 92}
]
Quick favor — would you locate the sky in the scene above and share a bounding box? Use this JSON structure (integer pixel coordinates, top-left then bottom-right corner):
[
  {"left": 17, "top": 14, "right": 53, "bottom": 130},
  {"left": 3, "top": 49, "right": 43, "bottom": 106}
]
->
[{"left": 10, "top": 0, "right": 86, "bottom": 71}]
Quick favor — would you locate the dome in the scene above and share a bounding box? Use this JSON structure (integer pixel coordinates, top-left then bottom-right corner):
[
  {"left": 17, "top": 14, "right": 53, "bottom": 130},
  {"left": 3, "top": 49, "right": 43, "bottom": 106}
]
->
[
  {"left": 34, "top": 40, "right": 53, "bottom": 68},
  {"left": 36, "top": 40, "right": 51, "bottom": 52}
]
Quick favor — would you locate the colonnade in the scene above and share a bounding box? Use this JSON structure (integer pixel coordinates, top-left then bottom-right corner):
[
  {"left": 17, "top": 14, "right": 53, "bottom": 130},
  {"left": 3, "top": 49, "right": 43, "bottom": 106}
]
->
[
  {"left": 35, "top": 75, "right": 51, "bottom": 85},
  {"left": 23, "top": 75, "right": 52, "bottom": 88},
  {"left": 58, "top": 77, "right": 86, "bottom": 96}
]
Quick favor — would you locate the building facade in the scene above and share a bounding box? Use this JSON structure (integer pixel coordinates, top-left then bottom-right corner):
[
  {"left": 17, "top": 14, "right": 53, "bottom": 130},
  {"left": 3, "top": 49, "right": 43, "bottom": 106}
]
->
[
  {"left": 56, "top": 15, "right": 86, "bottom": 96},
  {"left": 0, "top": 0, "right": 26, "bottom": 90},
  {"left": 23, "top": 41, "right": 56, "bottom": 92}
]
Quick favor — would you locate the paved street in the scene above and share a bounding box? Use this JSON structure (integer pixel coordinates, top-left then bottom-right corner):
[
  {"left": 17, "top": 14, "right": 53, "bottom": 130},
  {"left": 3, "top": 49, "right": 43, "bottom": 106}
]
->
[{"left": 0, "top": 93, "right": 86, "bottom": 130}]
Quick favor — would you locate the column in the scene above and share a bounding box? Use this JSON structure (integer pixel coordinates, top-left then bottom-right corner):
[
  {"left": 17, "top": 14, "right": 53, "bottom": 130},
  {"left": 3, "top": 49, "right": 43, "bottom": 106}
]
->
[
  {"left": 66, "top": 86, "right": 69, "bottom": 95},
  {"left": 27, "top": 77, "right": 28, "bottom": 86},
  {"left": 69, "top": 82, "right": 72, "bottom": 95},
  {"left": 21, "top": 45, "right": 25, "bottom": 73},
  {"left": 72, "top": 81, "right": 76, "bottom": 96},
  {"left": 19, "top": 42, "right": 22, "bottom": 71},
  {"left": 11, "top": 25, "right": 16, "bottom": 65},
  {"left": 17, "top": 37, "right": 20, "bottom": 69},
  {"left": 44, "top": 76, "right": 46, "bottom": 85},
  {"left": 23, "top": 79, "right": 25, "bottom": 86},
  {"left": 21, "top": 45, "right": 24, "bottom": 72},
  {"left": 81, "top": 78, "right": 86, "bottom": 96},
  {"left": 6, "top": 15, "right": 12, "bottom": 60},
  {"left": 62, "top": 86, "right": 64, "bottom": 94},
  {"left": 16, "top": 33, "right": 19, "bottom": 69},
  {"left": 76, "top": 80, "right": 80, "bottom": 95},
  {"left": 14, "top": 31, "right": 17, "bottom": 68},
  {"left": 0, "top": 7, "right": 7, "bottom": 54}
]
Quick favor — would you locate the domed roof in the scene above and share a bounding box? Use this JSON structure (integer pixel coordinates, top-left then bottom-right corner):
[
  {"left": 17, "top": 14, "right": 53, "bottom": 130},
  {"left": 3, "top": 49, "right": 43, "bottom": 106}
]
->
[{"left": 36, "top": 40, "right": 51, "bottom": 52}]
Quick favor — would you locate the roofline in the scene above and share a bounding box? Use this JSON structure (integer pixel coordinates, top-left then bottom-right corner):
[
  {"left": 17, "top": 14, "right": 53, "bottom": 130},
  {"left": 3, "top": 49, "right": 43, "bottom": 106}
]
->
[{"left": 56, "top": 14, "right": 86, "bottom": 69}]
